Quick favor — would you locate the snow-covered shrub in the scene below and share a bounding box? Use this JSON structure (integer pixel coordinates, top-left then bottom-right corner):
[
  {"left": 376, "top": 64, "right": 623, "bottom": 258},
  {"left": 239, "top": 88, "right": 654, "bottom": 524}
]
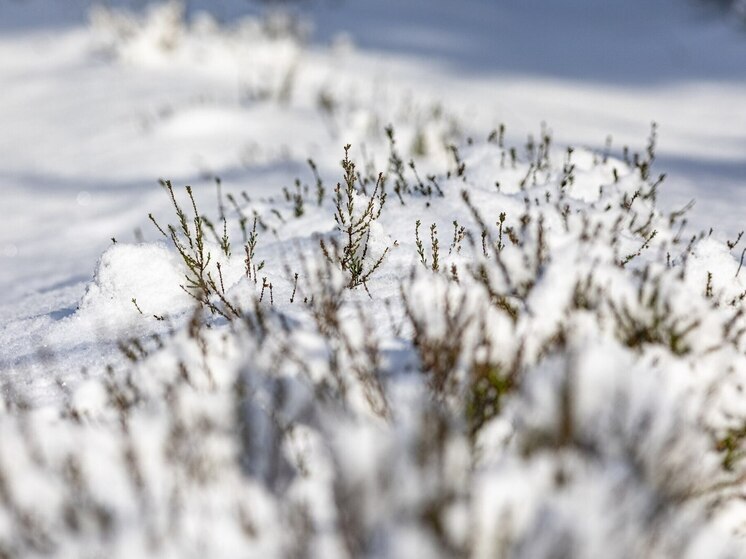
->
[
  {"left": 89, "top": 0, "right": 308, "bottom": 104},
  {"left": 3, "top": 125, "right": 746, "bottom": 558}
]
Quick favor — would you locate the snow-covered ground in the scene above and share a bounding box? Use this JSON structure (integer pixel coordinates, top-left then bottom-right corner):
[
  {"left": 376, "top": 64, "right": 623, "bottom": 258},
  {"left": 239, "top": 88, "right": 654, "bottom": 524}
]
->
[{"left": 1, "top": 1, "right": 746, "bottom": 557}]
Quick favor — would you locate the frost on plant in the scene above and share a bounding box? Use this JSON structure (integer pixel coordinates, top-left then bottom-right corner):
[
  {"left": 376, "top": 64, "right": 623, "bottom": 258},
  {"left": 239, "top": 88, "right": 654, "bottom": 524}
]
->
[{"left": 4, "top": 126, "right": 746, "bottom": 559}]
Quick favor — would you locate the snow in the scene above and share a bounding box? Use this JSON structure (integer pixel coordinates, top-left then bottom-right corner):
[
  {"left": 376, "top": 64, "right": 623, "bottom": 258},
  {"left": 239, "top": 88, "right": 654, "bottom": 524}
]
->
[
  {"left": 1, "top": 0, "right": 746, "bottom": 557},
  {"left": 80, "top": 242, "right": 192, "bottom": 317}
]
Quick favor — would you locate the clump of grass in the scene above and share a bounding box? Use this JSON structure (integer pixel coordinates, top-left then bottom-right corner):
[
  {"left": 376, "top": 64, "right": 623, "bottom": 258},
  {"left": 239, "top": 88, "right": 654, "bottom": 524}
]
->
[
  {"left": 321, "top": 145, "right": 389, "bottom": 291},
  {"left": 385, "top": 125, "right": 409, "bottom": 204}
]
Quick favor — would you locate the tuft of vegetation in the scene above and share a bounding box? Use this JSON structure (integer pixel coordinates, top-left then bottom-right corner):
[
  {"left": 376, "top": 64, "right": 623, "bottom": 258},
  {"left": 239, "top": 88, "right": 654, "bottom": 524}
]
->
[
  {"left": 321, "top": 145, "right": 389, "bottom": 291},
  {"left": 4, "top": 124, "right": 746, "bottom": 558}
]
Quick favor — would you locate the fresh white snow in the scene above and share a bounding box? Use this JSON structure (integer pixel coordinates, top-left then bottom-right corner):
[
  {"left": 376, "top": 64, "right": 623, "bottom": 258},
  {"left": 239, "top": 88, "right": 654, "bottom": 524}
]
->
[{"left": 1, "top": 1, "right": 746, "bottom": 557}]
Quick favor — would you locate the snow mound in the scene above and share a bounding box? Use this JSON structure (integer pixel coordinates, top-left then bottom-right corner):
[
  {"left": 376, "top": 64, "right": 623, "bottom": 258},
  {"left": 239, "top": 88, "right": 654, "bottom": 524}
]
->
[{"left": 80, "top": 242, "right": 192, "bottom": 319}]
